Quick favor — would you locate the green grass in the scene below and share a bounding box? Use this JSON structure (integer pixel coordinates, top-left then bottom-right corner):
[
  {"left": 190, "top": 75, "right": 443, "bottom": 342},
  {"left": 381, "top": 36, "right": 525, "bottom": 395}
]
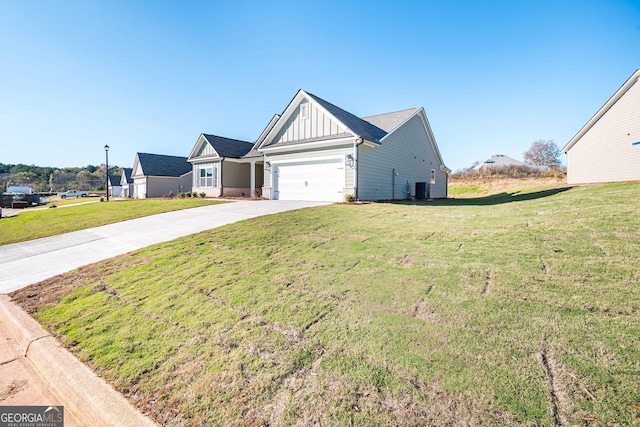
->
[
  {"left": 12, "top": 182, "right": 640, "bottom": 426},
  {"left": 0, "top": 198, "right": 223, "bottom": 245}
]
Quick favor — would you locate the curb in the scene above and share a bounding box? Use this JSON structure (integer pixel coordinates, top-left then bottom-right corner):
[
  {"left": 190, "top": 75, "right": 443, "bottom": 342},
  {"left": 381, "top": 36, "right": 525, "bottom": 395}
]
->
[{"left": 0, "top": 295, "right": 157, "bottom": 427}]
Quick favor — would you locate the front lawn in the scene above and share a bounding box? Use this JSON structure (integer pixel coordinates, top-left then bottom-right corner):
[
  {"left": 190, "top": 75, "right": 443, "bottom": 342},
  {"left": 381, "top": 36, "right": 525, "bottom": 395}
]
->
[
  {"left": 12, "top": 182, "right": 640, "bottom": 426},
  {"left": 0, "top": 199, "right": 223, "bottom": 245}
]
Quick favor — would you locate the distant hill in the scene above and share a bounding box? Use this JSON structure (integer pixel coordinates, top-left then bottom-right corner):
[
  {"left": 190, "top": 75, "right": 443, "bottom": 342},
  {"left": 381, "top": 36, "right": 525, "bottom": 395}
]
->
[
  {"left": 471, "top": 154, "right": 548, "bottom": 172},
  {"left": 0, "top": 162, "right": 120, "bottom": 193}
]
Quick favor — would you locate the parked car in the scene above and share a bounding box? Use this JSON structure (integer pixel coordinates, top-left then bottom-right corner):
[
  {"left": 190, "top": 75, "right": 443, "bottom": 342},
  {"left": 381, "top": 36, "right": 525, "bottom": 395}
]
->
[{"left": 57, "top": 190, "right": 89, "bottom": 199}]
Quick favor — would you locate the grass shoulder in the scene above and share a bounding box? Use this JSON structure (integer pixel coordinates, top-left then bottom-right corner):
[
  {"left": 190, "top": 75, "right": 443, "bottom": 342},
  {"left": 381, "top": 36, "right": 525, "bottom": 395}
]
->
[{"left": 11, "top": 182, "right": 640, "bottom": 425}]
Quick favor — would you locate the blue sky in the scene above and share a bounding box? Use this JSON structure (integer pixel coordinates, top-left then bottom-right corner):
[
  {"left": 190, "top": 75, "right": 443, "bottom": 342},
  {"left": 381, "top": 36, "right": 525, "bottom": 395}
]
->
[{"left": 1, "top": 1, "right": 639, "bottom": 172}]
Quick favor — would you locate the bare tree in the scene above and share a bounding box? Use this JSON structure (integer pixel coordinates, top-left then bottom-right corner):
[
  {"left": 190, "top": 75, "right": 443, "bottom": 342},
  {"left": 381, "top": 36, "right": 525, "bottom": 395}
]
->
[{"left": 523, "top": 140, "right": 561, "bottom": 168}]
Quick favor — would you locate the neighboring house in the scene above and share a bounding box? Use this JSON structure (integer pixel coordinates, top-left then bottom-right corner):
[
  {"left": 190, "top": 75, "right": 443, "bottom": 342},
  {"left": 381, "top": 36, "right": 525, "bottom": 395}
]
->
[
  {"left": 471, "top": 154, "right": 548, "bottom": 171},
  {"left": 187, "top": 116, "right": 279, "bottom": 199},
  {"left": 131, "top": 153, "right": 192, "bottom": 199},
  {"left": 258, "top": 89, "right": 449, "bottom": 202},
  {"left": 563, "top": 69, "right": 640, "bottom": 184},
  {"left": 107, "top": 175, "right": 122, "bottom": 197},
  {"left": 119, "top": 168, "right": 134, "bottom": 198}
]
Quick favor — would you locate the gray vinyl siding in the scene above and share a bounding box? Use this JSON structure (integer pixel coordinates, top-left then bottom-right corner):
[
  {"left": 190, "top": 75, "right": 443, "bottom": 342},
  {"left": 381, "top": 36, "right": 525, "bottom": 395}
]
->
[
  {"left": 358, "top": 114, "right": 447, "bottom": 200},
  {"left": 263, "top": 144, "right": 355, "bottom": 190},
  {"left": 567, "top": 79, "right": 640, "bottom": 184},
  {"left": 271, "top": 98, "right": 347, "bottom": 145}
]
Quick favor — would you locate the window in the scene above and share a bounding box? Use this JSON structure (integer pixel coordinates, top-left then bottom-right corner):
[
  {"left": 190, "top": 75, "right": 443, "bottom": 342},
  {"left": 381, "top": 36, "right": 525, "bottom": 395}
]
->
[
  {"left": 198, "top": 166, "right": 216, "bottom": 187},
  {"left": 300, "top": 102, "right": 309, "bottom": 120},
  {"left": 430, "top": 169, "right": 436, "bottom": 184}
]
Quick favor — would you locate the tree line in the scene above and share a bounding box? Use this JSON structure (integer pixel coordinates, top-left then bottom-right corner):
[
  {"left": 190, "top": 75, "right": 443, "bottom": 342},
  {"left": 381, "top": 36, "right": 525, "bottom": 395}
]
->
[{"left": 0, "top": 163, "right": 121, "bottom": 193}]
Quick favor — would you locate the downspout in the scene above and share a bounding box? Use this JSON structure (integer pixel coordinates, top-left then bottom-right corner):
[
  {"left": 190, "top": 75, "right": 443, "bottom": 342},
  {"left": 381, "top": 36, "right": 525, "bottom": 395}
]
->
[{"left": 354, "top": 137, "right": 363, "bottom": 200}]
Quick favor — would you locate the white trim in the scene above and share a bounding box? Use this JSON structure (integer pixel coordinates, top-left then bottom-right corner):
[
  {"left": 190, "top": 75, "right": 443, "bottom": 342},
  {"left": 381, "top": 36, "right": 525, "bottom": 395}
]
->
[
  {"left": 563, "top": 69, "right": 640, "bottom": 153},
  {"left": 259, "top": 136, "right": 355, "bottom": 153},
  {"left": 269, "top": 154, "right": 345, "bottom": 166},
  {"left": 300, "top": 102, "right": 309, "bottom": 120},
  {"left": 188, "top": 134, "right": 220, "bottom": 161}
]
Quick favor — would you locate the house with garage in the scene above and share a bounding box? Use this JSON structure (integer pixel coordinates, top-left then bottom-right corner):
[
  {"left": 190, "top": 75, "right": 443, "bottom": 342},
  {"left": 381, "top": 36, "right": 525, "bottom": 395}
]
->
[
  {"left": 258, "top": 89, "right": 449, "bottom": 202},
  {"left": 119, "top": 167, "right": 134, "bottom": 198},
  {"left": 563, "top": 69, "right": 640, "bottom": 184},
  {"left": 187, "top": 115, "right": 279, "bottom": 198},
  {"left": 107, "top": 175, "right": 123, "bottom": 197},
  {"left": 131, "top": 153, "right": 192, "bottom": 199}
]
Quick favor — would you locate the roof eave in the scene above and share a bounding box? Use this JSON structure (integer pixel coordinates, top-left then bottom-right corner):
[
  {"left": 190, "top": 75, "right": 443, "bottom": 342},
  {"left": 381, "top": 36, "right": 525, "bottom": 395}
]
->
[{"left": 563, "top": 69, "right": 640, "bottom": 153}]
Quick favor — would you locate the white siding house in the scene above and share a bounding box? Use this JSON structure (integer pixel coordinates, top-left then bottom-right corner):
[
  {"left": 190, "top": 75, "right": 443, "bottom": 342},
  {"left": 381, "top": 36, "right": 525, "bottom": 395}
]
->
[
  {"left": 120, "top": 168, "right": 134, "bottom": 198},
  {"left": 107, "top": 175, "right": 123, "bottom": 197},
  {"left": 259, "top": 90, "right": 449, "bottom": 202},
  {"left": 563, "top": 69, "right": 640, "bottom": 184}
]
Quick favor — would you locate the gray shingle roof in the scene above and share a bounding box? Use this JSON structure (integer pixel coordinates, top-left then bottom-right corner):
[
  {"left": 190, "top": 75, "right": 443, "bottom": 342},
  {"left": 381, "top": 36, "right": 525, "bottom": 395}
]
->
[
  {"left": 305, "top": 92, "right": 388, "bottom": 143},
  {"left": 363, "top": 108, "right": 419, "bottom": 133},
  {"left": 137, "top": 153, "right": 192, "bottom": 177},
  {"left": 108, "top": 175, "right": 121, "bottom": 186},
  {"left": 202, "top": 134, "right": 254, "bottom": 158},
  {"left": 121, "top": 167, "right": 133, "bottom": 184}
]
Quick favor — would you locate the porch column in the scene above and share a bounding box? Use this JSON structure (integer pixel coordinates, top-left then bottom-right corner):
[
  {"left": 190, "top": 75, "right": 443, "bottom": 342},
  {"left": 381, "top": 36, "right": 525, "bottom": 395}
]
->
[{"left": 250, "top": 160, "right": 255, "bottom": 198}]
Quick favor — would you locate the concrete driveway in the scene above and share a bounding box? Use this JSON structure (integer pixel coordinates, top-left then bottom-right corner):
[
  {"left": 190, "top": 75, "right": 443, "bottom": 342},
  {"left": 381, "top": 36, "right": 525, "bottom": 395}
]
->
[{"left": 0, "top": 200, "right": 329, "bottom": 293}]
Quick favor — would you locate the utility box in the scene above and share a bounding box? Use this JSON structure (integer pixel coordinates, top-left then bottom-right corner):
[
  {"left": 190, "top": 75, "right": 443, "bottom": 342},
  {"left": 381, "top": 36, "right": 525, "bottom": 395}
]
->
[{"left": 415, "top": 182, "right": 427, "bottom": 200}]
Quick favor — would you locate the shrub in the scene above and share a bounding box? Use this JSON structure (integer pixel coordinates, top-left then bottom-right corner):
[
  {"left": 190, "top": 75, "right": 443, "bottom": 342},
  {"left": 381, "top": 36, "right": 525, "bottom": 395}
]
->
[
  {"left": 344, "top": 194, "right": 356, "bottom": 203},
  {"left": 199, "top": 192, "right": 206, "bottom": 198},
  {"left": 185, "top": 192, "right": 192, "bottom": 197}
]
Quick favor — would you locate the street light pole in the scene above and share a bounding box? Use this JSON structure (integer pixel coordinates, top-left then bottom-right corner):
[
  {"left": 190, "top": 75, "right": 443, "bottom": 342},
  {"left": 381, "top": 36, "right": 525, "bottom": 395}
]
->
[{"left": 104, "top": 145, "right": 110, "bottom": 202}]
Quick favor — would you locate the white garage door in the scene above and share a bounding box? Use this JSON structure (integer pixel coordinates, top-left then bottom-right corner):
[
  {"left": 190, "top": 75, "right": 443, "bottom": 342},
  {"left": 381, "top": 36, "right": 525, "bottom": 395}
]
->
[{"left": 273, "top": 160, "right": 344, "bottom": 202}]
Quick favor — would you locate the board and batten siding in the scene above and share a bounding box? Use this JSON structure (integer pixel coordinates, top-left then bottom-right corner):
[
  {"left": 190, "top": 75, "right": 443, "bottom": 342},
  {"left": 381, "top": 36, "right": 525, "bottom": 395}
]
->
[
  {"left": 566, "top": 78, "right": 640, "bottom": 184},
  {"left": 358, "top": 114, "right": 447, "bottom": 200},
  {"left": 195, "top": 140, "right": 217, "bottom": 157},
  {"left": 192, "top": 161, "right": 221, "bottom": 197},
  {"left": 271, "top": 98, "right": 348, "bottom": 145},
  {"left": 262, "top": 144, "right": 355, "bottom": 198}
]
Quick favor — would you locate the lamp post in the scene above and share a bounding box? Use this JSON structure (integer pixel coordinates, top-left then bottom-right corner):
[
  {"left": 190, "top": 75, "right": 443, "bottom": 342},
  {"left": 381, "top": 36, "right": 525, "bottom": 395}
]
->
[{"left": 104, "top": 145, "right": 110, "bottom": 202}]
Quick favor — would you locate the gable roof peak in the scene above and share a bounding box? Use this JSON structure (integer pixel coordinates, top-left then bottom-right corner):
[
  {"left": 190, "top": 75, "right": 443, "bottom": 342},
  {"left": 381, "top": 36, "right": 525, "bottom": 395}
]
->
[
  {"left": 563, "top": 69, "right": 640, "bottom": 152},
  {"left": 200, "top": 134, "right": 253, "bottom": 158},
  {"left": 300, "top": 90, "right": 388, "bottom": 143}
]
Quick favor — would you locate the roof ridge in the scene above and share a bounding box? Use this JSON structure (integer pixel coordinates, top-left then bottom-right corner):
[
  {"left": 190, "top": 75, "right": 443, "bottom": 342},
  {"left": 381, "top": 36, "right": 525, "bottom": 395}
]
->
[
  {"left": 362, "top": 107, "right": 420, "bottom": 119},
  {"left": 202, "top": 134, "right": 253, "bottom": 145}
]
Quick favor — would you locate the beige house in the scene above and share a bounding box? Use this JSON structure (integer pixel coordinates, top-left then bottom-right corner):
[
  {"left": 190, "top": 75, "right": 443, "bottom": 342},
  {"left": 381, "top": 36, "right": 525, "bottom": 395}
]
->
[
  {"left": 188, "top": 115, "right": 278, "bottom": 198},
  {"left": 563, "top": 69, "right": 640, "bottom": 184},
  {"left": 131, "top": 153, "right": 192, "bottom": 199}
]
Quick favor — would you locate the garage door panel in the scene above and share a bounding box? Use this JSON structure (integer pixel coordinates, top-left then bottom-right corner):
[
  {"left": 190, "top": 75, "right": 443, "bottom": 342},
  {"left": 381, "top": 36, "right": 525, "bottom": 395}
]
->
[{"left": 274, "top": 160, "right": 344, "bottom": 202}]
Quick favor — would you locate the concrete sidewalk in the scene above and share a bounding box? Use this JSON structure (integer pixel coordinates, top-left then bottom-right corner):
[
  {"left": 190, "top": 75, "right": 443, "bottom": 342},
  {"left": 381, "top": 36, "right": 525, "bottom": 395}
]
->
[{"left": 0, "top": 199, "right": 329, "bottom": 425}]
